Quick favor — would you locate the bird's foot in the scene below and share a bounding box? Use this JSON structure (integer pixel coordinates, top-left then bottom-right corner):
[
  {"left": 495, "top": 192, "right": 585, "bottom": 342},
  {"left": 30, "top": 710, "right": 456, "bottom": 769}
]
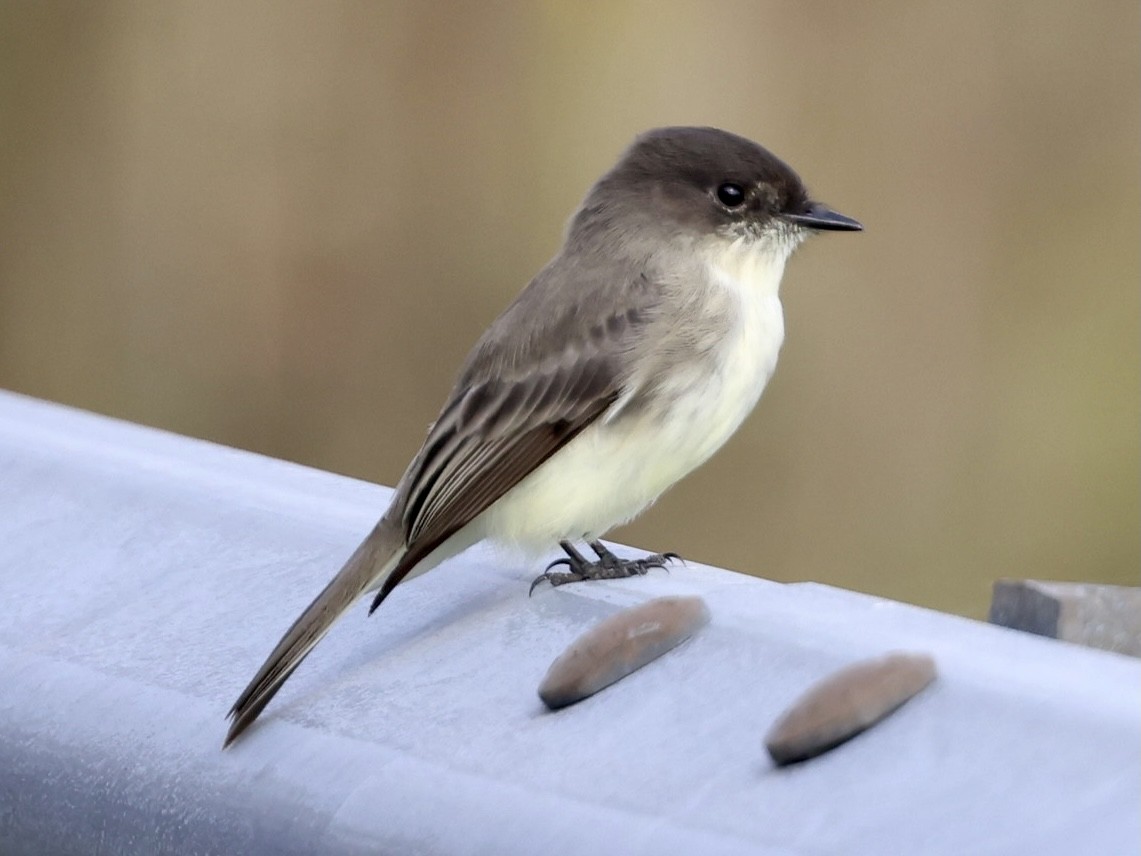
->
[{"left": 529, "top": 540, "right": 680, "bottom": 595}]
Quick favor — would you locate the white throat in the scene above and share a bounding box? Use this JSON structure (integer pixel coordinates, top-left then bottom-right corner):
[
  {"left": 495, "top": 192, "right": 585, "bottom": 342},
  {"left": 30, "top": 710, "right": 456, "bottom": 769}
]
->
[{"left": 704, "top": 229, "right": 801, "bottom": 297}]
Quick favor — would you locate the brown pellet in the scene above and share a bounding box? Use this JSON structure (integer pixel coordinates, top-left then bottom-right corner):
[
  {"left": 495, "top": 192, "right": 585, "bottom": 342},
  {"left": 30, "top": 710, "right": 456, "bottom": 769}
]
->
[
  {"left": 765, "top": 651, "right": 937, "bottom": 766},
  {"left": 539, "top": 595, "right": 711, "bottom": 709}
]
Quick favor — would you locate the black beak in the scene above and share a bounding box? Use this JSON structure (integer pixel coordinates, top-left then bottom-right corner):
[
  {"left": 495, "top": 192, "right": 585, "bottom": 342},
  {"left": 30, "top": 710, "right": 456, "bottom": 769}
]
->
[{"left": 787, "top": 202, "right": 863, "bottom": 232}]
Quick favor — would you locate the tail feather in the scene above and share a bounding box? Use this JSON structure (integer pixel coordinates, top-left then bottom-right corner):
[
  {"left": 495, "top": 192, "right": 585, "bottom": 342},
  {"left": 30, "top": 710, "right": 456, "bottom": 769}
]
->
[{"left": 224, "top": 517, "right": 405, "bottom": 747}]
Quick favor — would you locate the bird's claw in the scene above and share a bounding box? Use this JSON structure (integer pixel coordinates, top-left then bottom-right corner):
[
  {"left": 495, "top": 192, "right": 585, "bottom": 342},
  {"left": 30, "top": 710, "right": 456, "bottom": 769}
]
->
[
  {"left": 529, "top": 570, "right": 584, "bottom": 596},
  {"left": 635, "top": 551, "right": 682, "bottom": 573}
]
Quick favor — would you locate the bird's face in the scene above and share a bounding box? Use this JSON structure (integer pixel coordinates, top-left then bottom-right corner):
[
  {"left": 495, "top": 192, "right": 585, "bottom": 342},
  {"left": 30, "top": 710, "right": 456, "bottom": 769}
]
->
[{"left": 601, "top": 127, "right": 862, "bottom": 256}]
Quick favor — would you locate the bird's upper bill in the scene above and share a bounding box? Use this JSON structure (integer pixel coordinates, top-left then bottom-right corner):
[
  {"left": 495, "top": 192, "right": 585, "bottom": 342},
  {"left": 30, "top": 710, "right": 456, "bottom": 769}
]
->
[{"left": 787, "top": 202, "right": 863, "bottom": 232}]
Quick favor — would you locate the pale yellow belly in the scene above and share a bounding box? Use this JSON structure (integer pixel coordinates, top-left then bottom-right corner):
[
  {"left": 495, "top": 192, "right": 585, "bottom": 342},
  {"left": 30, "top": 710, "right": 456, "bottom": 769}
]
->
[{"left": 480, "top": 293, "right": 784, "bottom": 551}]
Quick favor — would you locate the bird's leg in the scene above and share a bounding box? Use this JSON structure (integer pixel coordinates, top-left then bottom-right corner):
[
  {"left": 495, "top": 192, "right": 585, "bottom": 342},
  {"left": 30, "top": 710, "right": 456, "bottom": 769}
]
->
[{"left": 529, "top": 539, "right": 680, "bottom": 595}]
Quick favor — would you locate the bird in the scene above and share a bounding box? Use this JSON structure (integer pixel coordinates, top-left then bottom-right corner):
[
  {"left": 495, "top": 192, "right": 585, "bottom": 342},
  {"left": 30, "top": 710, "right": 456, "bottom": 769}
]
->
[{"left": 224, "top": 126, "right": 862, "bottom": 746}]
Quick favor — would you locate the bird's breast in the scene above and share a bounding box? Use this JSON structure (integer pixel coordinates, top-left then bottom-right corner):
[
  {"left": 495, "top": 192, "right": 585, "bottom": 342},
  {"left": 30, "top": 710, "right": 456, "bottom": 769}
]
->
[
  {"left": 481, "top": 255, "right": 786, "bottom": 550},
  {"left": 642, "top": 271, "right": 786, "bottom": 479}
]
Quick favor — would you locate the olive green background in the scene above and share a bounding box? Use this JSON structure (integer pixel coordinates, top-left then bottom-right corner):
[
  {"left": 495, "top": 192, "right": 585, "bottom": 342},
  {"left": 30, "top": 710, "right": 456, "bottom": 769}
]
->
[{"left": 1, "top": 2, "right": 1137, "bottom": 617}]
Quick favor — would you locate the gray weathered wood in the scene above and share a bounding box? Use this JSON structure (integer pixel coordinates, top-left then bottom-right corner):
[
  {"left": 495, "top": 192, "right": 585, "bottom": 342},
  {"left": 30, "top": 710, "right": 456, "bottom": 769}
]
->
[{"left": 989, "top": 579, "right": 1141, "bottom": 657}]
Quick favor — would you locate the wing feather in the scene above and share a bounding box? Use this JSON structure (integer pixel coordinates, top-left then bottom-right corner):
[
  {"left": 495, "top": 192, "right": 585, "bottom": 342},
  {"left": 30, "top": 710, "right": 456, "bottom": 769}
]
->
[{"left": 376, "top": 262, "right": 662, "bottom": 608}]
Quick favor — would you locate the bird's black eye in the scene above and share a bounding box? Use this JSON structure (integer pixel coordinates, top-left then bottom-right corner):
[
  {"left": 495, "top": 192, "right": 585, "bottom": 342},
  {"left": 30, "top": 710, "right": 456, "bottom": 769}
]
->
[{"left": 716, "top": 182, "right": 746, "bottom": 208}]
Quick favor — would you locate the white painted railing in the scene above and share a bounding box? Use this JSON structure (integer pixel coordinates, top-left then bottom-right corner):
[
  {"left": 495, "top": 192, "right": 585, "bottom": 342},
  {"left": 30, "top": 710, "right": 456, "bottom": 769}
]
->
[{"left": 0, "top": 390, "right": 1137, "bottom": 855}]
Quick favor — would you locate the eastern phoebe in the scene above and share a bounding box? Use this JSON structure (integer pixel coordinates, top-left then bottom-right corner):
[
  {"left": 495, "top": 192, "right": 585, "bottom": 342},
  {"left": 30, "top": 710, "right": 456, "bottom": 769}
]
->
[{"left": 225, "top": 126, "right": 861, "bottom": 745}]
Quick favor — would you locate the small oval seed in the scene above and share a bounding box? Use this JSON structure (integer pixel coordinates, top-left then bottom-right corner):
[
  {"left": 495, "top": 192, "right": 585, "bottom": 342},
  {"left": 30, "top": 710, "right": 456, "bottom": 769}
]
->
[
  {"left": 539, "top": 596, "right": 711, "bottom": 709},
  {"left": 765, "top": 651, "right": 937, "bottom": 766}
]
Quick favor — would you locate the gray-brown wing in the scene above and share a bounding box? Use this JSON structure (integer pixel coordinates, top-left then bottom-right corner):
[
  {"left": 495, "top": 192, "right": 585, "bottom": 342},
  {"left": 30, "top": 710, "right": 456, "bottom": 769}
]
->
[{"left": 370, "top": 267, "right": 660, "bottom": 608}]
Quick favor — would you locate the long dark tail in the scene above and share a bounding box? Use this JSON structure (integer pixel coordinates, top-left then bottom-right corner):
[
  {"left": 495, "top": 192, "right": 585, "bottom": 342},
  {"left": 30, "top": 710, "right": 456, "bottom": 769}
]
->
[{"left": 224, "top": 517, "right": 406, "bottom": 747}]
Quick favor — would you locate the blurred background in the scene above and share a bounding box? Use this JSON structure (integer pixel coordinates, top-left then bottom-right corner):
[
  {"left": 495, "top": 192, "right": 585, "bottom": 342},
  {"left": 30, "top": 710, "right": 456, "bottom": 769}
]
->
[{"left": 0, "top": 2, "right": 1136, "bottom": 618}]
